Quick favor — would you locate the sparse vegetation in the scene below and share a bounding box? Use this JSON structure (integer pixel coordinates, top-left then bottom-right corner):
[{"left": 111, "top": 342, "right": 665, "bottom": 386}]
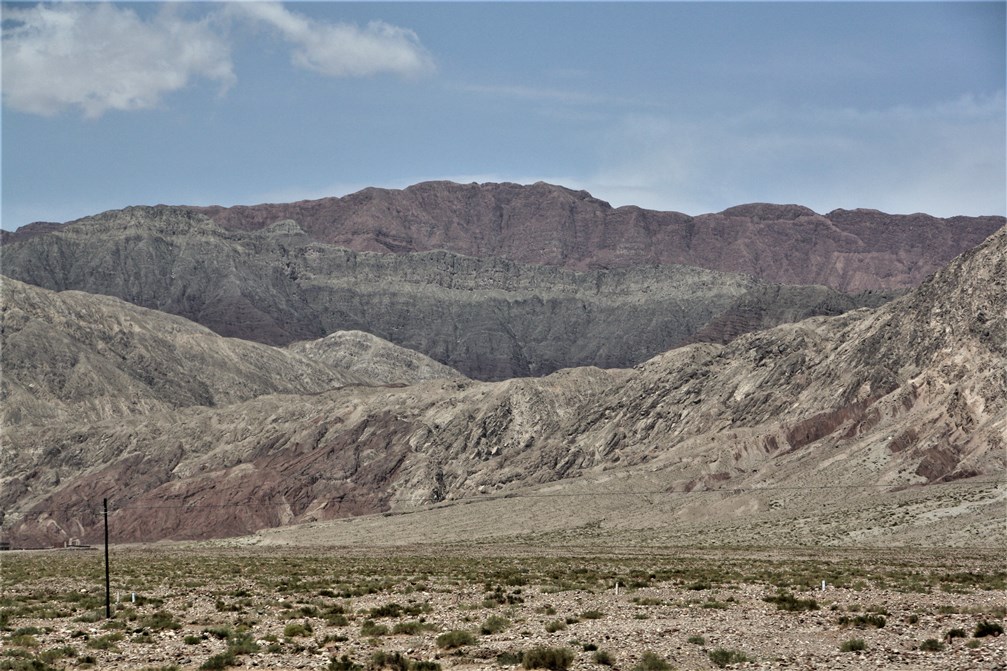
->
[
  {"left": 0, "top": 546, "right": 1000, "bottom": 671},
  {"left": 435, "top": 630, "right": 476, "bottom": 649},
  {"left": 974, "top": 621, "right": 1004, "bottom": 638},
  {"left": 709, "top": 648, "right": 751, "bottom": 667},
  {"left": 481, "top": 615, "right": 510, "bottom": 635},
  {"left": 283, "top": 621, "right": 312, "bottom": 638},
  {"left": 838, "top": 613, "right": 886, "bottom": 628},
  {"left": 521, "top": 646, "right": 574, "bottom": 670},
  {"left": 840, "top": 638, "right": 866, "bottom": 652},
  {"left": 763, "top": 591, "right": 819, "bottom": 611},
  {"left": 593, "top": 649, "right": 615, "bottom": 666},
  {"left": 632, "top": 650, "right": 671, "bottom": 671}
]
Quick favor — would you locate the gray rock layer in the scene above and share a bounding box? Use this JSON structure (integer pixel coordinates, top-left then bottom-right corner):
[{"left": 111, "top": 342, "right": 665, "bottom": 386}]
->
[{"left": 0, "top": 207, "right": 892, "bottom": 380}]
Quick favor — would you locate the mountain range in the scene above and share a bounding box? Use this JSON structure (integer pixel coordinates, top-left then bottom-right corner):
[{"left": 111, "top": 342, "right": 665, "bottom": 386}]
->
[
  {"left": 7, "top": 180, "right": 1000, "bottom": 379},
  {"left": 1, "top": 183, "right": 1003, "bottom": 546}
]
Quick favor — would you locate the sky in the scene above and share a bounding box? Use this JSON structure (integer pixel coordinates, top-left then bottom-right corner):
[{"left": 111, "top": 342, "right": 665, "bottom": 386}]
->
[{"left": 2, "top": 1, "right": 1005, "bottom": 230}]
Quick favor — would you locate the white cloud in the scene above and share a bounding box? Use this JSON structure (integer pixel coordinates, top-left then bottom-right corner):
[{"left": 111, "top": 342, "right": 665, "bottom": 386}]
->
[
  {"left": 1, "top": 3, "right": 234, "bottom": 118},
  {"left": 231, "top": 2, "right": 434, "bottom": 78},
  {"left": 586, "top": 93, "right": 1007, "bottom": 217}
]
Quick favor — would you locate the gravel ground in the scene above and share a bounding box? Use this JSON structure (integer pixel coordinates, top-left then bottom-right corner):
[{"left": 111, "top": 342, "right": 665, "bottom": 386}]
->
[{"left": 1, "top": 545, "right": 1004, "bottom": 671}]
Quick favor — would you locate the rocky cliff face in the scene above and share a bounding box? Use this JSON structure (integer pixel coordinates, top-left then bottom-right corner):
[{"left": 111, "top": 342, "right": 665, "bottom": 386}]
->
[
  {"left": 9, "top": 183, "right": 1000, "bottom": 292},
  {"left": 0, "top": 207, "right": 892, "bottom": 380},
  {"left": 185, "top": 181, "right": 1003, "bottom": 292},
  {"left": 3, "top": 228, "right": 1003, "bottom": 545}
]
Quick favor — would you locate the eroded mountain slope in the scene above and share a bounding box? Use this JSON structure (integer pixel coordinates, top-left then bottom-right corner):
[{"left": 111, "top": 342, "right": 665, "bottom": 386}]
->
[
  {"left": 3, "top": 229, "right": 1003, "bottom": 545},
  {"left": 0, "top": 207, "right": 892, "bottom": 380},
  {"left": 0, "top": 278, "right": 461, "bottom": 428}
]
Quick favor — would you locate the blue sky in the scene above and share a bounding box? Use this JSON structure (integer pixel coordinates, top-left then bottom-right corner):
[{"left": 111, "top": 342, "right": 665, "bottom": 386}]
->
[{"left": 2, "top": 1, "right": 1005, "bottom": 230}]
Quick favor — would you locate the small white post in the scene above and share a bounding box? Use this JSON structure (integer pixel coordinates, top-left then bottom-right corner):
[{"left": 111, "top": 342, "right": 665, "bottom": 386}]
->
[
  {"left": 615, "top": 581, "right": 620, "bottom": 596},
  {"left": 131, "top": 592, "right": 136, "bottom": 603},
  {"left": 821, "top": 580, "right": 826, "bottom": 592}
]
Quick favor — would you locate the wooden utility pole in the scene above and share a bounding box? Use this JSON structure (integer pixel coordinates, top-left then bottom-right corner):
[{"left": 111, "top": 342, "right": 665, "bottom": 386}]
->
[{"left": 104, "top": 498, "right": 111, "bottom": 619}]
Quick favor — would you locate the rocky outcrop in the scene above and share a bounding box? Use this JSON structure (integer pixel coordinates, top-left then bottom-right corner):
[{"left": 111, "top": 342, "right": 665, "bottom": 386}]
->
[
  {"left": 0, "top": 207, "right": 891, "bottom": 380},
  {"left": 3, "top": 229, "right": 1003, "bottom": 545}
]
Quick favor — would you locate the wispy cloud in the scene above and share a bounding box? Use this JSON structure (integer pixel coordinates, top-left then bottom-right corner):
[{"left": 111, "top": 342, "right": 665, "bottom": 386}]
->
[
  {"left": 230, "top": 2, "right": 434, "bottom": 78},
  {"left": 587, "top": 93, "right": 1007, "bottom": 216},
  {"left": 1, "top": 3, "right": 234, "bottom": 118},
  {"left": 460, "top": 83, "right": 609, "bottom": 106}
]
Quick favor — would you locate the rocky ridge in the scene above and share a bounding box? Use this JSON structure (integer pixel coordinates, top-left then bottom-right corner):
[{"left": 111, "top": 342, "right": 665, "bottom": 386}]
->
[
  {"left": 183, "top": 181, "right": 1003, "bottom": 292},
  {"left": 0, "top": 206, "right": 894, "bottom": 380},
  {"left": 9, "top": 182, "right": 1000, "bottom": 291}
]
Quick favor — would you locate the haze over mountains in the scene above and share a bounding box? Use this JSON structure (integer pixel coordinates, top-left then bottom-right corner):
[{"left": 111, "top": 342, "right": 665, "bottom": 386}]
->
[{"left": 1, "top": 182, "right": 1004, "bottom": 546}]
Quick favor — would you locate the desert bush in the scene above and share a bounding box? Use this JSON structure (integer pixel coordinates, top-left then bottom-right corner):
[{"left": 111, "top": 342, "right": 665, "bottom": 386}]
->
[
  {"left": 183, "top": 634, "right": 202, "bottom": 645},
  {"left": 632, "top": 651, "right": 670, "bottom": 671},
  {"left": 369, "top": 651, "right": 409, "bottom": 671},
  {"left": 838, "top": 613, "right": 885, "bottom": 628},
  {"left": 919, "top": 639, "right": 944, "bottom": 652},
  {"left": 974, "top": 621, "right": 1004, "bottom": 637},
  {"left": 593, "top": 650, "right": 615, "bottom": 666},
  {"left": 522, "top": 646, "right": 574, "bottom": 670},
  {"left": 359, "top": 620, "right": 388, "bottom": 637},
  {"left": 580, "top": 609, "right": 604, "bottom": 620},
  {"left": 436, "top": 630, "right": 475, "bottom": 649},
  {"left": 5, "top": 634, "right": 39, "bottom": 648},
  {"left": 329, "top": 654, "right": 362, "bottom": 671},
  {"left": 284, "top": 621, "right": 312, "bottom": 638},
  {"left": 199, "top": 650, "right": 236, "bottom": 670},
  {"left": 370, "top": 603, "right": 403, "bottom": 618},
  {"left": 10, "top": 627, "right": 42, "bottom": 637},
  {"left": 402, "top": 620, "right": 439, "bottom": 635},
  {"left": 203, "top": 627, "right": 232, "bottom": 640},
  {"left": 840, "top": 638, "right": 866, "bottom": 652},
  {"left": 544, "top": 619, "right": 566, "bottom": 633},
  {"left": 142, "top": 610, "right": 181, "bottom": 631},
  {"left": 85, "top": 633, "right": 123, "bottom": 650},
  {"left": 496, "top": 651, "right": 523, "bottom": 666},
  {"left": 228, "top": 633, "right": 259, "bottom": 655},
  {"left": 763, "top": 592, "right": 819, "bottom": 611},
  {"left": 481, "top": 615, "right": 510, "bottom": 635},
  {"left": 708, "top": 648, "right": 750, "bottom": 668},
  {"left": 38, "top": 645, "right": 76, "bottom": 661},
  {"left": 946, "top": 627, "right": 967, "bottom": 640},
  {"left": 687, "top": 635, "right": 705, "bottom": 645}
]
